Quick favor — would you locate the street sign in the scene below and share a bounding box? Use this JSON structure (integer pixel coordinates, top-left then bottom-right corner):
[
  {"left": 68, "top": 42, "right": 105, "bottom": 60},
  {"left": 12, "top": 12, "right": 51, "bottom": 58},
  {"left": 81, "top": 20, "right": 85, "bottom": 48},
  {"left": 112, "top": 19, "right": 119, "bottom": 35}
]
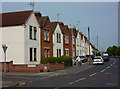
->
[{"left": 2, "top": 45, "right": 7, "bottom": 53}]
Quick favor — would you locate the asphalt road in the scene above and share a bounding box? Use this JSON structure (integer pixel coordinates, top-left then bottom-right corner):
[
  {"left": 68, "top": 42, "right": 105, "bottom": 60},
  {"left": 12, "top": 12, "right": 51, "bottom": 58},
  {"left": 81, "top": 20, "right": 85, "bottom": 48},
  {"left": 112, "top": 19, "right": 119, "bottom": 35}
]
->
[
  {"left": 2, "top": 58, "right": 119, "bottom": 89},
  {"left": 20, "top": 58, "right": 119, "bottom": 89}
]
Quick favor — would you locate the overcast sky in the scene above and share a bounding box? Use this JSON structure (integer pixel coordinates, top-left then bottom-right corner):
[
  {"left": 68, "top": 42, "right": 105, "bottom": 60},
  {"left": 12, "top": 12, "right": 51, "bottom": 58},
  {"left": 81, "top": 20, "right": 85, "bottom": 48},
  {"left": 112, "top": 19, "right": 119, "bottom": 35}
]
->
[{"left": 2, "top": 2, "right": 118, "bottom": 52}]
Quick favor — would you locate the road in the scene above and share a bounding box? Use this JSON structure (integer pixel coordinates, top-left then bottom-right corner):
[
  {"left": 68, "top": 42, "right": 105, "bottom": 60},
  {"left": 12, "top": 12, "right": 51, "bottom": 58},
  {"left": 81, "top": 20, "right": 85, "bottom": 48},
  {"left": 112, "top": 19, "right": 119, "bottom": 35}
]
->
[
  {"left": 2, "top": 58, "right": 119, "bottom": 89},
  {"left": 23, "top": 58, "right": 119, "bottom": 88}
]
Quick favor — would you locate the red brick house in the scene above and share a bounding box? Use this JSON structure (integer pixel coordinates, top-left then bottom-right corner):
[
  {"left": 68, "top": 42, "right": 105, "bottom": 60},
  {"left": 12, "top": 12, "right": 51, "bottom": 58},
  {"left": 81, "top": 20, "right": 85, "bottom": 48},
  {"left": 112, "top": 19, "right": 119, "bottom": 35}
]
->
[
  {"left": 63, "top": 25, "right": 72, "bottom": 57},
  {"left": 35, "top": 12, "right": 53, "bottom": 59}
]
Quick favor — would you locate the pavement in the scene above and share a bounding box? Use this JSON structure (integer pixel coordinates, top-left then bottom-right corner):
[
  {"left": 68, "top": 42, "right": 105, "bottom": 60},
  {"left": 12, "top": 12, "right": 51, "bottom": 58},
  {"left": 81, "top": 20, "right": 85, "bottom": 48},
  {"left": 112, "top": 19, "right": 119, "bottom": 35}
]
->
[{"left": 2, "top": 62, "right": 94, "bottom": 88}]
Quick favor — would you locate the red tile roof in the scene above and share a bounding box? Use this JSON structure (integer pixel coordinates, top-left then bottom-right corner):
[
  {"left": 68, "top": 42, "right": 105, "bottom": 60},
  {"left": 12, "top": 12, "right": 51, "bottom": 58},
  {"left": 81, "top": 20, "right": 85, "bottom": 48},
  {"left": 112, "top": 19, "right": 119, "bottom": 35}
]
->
[{"left": 1, "top": 10, "right": 33, "bottom": 27}]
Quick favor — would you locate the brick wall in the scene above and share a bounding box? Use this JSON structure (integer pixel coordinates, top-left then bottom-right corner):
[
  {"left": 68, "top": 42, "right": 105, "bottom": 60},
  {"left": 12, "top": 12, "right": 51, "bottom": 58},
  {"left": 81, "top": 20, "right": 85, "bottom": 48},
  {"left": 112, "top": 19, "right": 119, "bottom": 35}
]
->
[
  {"left": 41, "top": 17, "right": 53, "bottom": 59},
  {"left": 0, "top": 61, "right": 66, "bottom": 73}
]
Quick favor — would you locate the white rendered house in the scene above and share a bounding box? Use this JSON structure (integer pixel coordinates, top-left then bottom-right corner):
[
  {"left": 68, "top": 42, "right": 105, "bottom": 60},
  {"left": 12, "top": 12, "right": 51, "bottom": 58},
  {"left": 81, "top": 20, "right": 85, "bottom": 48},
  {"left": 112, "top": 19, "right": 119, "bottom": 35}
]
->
[
  {"left": 51, "top": 22, "right": 64, "bottom": 57},
  {"left": 0, "top": 10, "right": 41, "bottom": 65}
]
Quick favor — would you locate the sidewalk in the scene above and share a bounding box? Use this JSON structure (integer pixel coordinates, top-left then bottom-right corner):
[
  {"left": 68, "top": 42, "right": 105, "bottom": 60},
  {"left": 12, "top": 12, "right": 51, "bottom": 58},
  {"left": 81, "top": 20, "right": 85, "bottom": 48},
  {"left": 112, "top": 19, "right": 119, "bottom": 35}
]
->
[{"left": 2, "top": 62, "right": 93, "bottom": 88}]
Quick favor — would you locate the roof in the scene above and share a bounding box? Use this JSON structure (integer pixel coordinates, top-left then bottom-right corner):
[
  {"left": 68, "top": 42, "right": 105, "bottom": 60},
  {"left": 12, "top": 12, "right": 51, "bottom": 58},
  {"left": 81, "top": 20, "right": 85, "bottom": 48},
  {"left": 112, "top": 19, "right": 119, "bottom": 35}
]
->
[
  {"left": 41, "top": 16, "right": 49, "bottom": 27},
  {"left": 34, "top": 11, "right": 42, "bottom": 25},
  {"left": 51, "top": 22, "right": 58, "bottom": 33},
  {"left": 51, "top": 22, "right": 65, "bottom": 33},
  {"left": 1, "top": 10, "right": 33, "bottom": 27},
  {"left": 79, "top": 32, "right": 83, "bottom": 39}
]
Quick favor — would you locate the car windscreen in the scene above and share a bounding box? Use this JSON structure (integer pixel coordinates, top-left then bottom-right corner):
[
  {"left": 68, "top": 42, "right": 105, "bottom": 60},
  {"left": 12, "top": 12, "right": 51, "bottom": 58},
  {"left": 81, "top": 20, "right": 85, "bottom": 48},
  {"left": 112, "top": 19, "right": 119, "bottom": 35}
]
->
[
  {"left": 102, "top": 56, "right": 108, "bottom": 58},
  {"left": 94, "top": 57, "right": 101, "bottom": 59},
  {"left": 80, "top": 56, "right": 85, "bottom": 58}
]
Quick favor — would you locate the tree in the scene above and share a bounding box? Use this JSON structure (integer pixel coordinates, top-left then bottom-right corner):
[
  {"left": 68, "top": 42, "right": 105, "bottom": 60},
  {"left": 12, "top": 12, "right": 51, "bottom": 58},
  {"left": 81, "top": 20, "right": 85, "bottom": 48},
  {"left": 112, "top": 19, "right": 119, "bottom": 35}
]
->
[{"left": 107, "top": 45, "right": 120, "bottom": 56}]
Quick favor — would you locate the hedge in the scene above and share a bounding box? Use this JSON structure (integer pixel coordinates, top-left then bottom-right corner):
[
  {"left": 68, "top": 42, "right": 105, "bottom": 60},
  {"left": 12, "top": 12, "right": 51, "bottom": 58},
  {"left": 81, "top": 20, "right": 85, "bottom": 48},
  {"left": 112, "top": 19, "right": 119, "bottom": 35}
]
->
[{"left": 41, "top": 56, "right": 72, "bottom": 64}]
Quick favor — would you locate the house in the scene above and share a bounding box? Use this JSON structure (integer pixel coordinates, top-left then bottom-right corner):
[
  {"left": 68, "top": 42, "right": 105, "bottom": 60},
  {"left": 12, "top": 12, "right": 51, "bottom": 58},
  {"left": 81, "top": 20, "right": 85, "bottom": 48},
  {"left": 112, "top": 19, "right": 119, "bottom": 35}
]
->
[
  {"left": 35, "top": 11, "right": 53, "bottom": 59},
  {"left": 63, "top": 25, "right": 72, "bottom": 57},
  {"left": 51, "top": 22, "right": 64, "bottom": 57},
  {"left": 0, "top": 10, "right": 41, "bottom": 65},
  {"left": 69, "top": 28, "right": 77, "bottom": 58}
]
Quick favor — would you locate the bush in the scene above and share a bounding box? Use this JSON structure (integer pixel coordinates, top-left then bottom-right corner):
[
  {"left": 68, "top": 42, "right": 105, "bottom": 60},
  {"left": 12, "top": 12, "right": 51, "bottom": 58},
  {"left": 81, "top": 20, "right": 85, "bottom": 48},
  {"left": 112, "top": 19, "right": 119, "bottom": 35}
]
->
[{"left": 41, "top": 56, "right": 72, "bottom": 64}]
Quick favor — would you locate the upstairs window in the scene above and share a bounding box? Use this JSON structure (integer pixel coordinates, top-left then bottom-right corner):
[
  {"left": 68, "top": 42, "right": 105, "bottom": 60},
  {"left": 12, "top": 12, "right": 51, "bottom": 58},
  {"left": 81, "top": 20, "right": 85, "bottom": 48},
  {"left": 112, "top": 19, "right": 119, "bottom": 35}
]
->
[
  {"left": 29, "top": 26, "right": 32, "bottom": 39},
  {"left": 47, "top": 30, "right": 49, "bottom": 41},
  {"left": 44, "top": 29, "right": 46, "bottom": 41},
  {"left": 57, "top": 33, "right": 61, "bottom": 43},
  {"left": 65, "top": 35, "right": 69, "bottom": 44},
  {"left": 34, "top": 27, "right": 37, "bottom": 40},
  {"left": 77, "top": 38, "right": 79, "bottom": 46},
  {"left": 44, "top": 28, "right": 49, "bottom": 41},
  {"left": 57, "top": 33, "right": 58, "bottom": 43},
  {"left": 59, "top": 34, "right": 61, "bottom": 43}
]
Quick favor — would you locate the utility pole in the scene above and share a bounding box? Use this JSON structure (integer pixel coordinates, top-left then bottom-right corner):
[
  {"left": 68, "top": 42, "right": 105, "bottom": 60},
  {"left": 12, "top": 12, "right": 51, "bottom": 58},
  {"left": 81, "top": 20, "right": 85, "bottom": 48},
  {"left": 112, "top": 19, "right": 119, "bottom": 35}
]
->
[
  {"left": 88, "top": 27, "right": 92, "bottom": 65},
  {"left": 57, "top": 13, "right": 60, "bottom": 22},
  {"left": 28, "top": 2, "right": 35, "bottom": 11},
  {"left": 97, "top": 36, "right": 98, "bottom": 51},
  {"left": 88, "top": 27, "right": 90, "bottom": 57}
]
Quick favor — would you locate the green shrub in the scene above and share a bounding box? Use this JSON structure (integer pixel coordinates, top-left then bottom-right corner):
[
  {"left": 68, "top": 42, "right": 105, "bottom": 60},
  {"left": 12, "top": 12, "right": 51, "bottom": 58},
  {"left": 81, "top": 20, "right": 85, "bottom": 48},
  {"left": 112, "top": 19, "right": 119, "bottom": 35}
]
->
[{"left": 41, "top": 56, "right": 72, "bottom": 64}]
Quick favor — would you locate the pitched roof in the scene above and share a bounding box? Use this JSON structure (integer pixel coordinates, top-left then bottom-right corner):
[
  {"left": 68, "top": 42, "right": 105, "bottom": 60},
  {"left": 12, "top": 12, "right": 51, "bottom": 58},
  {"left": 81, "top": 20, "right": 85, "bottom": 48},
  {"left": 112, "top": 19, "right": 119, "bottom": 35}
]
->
[
  {"left": 34, "top": 11, "right": 42, "bottom": 25},
  {"left": 41, "top": 16, "right": 48, "bottom": 27},
  {"left": 1, "top": 10, "right": 33, "bottom": 27},
  {"left": 51, "top": 22, "right": 65, "bottom": 33},
  {"left": 51, "top": 22, "right": 58, "bottom": 33}
]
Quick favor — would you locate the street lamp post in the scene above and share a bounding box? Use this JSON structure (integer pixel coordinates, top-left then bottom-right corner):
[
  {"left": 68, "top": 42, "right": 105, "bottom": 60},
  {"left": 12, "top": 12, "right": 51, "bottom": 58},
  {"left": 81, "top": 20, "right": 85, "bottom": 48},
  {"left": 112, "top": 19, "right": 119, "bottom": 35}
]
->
[{"left": 2, "top": 45, "right": 7, "bottom": 73}]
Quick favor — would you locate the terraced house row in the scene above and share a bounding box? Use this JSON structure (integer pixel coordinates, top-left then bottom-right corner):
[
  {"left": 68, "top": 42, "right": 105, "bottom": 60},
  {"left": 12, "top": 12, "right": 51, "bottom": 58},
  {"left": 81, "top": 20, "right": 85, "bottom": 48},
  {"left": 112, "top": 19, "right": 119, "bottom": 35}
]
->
[{"left": 0, "top": 10, "right": 97, "bottom": 72}]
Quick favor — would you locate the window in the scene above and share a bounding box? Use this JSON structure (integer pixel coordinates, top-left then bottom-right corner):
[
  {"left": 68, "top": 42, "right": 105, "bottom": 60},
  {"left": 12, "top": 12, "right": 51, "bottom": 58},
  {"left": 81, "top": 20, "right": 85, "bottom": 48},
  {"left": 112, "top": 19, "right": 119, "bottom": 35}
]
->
[
  {"left": 44, "top": 48, "right": 50, "bottom": 58},
  {"left": 59, "top": 49, "right": 61, "bottom": 57},
  {"left": 80, "top": 40, "right": 82, "bottom": 47},
  {"left": 57, "top": 33, "right": 58, "bottom": 43},
  {"left": 73, "top": 36, "right": 75, "bottom": 45},
  {"left": 47, "top": 49, "right": 50, "bottom": 57},
  {"left": 34, "top": 27, "right": 37, "bottom": 40},
  {"left": 30, "top": 48, "right": 33, "bottom": 61},
  {"left": 34, "top": 48, "right": 37, "bottom": 61},
  {"left": 65, "top": 49, "right": 69, "bottom": 56},
  {"left": 77, "top": 50, "right": 79, "bottom": 56},
  {"left": 59, "top": 34, "right": 61, "bottom": 43},
  {"left": 57, "top": 49, "right": 61, "bottom": 57},
  {"left": 65, "top": 35, "right": 69, "bottom": 44},
  {"left": 77, "top": 38, "right": 79, "bottom": 46},
  {"left": 29, "top": 26, "right": 32, "bottom": 39},
  {"left": 47, "top": 30, "right": 49, "bottom": 41},
  {"left": 44, "top": 29, "right": 46, "bottom": 41},
  {"left": 73, "top": 48, "right": 75, "bottom": 57}
]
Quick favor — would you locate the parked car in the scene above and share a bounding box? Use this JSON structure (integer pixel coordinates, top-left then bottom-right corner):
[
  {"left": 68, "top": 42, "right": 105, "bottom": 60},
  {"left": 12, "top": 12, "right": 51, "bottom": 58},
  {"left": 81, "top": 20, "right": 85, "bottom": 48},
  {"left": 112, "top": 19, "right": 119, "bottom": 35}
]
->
[
  {"left": 93, "top": 56, "right": 104, "bottom": 65},
  {"left": 102, "top": 55, "right": 110, "bottom": 62},
  {"left": 80, "top": 56, "right": 88, "bottom": 63}
]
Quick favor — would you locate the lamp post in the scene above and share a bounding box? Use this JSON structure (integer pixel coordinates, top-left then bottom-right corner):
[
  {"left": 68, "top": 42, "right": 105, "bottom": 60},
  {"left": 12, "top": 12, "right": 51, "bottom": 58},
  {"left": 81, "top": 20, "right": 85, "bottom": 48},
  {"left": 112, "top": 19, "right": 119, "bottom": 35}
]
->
[{"left": 2, "top": 45, "right": 7, "bottom": 73}]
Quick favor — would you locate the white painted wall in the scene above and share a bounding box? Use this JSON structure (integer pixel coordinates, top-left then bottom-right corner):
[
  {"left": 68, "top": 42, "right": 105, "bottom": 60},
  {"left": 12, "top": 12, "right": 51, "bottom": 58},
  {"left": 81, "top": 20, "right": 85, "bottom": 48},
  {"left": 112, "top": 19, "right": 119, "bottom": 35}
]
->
[
  {"left": 53, "top": 24, "right": 63, "bottom": 57},
  {"left": 24, "top": 12, "right": 40, "bottom": 65},
  {"left": 1, "top": 26, "right": 25, "bottom": 64},
  {"left": 0, "top": 12, "right": 41, "bottom": 65}
]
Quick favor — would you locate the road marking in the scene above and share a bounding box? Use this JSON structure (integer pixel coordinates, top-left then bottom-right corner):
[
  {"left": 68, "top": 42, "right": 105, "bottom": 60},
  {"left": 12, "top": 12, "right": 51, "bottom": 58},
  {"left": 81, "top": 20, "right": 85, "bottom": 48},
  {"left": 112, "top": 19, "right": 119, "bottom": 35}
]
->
[
  {"left": 106, "top": 66, "right": 110, "bottom": 69},
  {"left": 69, "top": 82, "right": 74, "bottom": 85},
  {"left": 89, "top": 73, "right": 97, "bottom": 77},
  {"left": 75, "top": 78, "right": 85, "bottom": 83},
  {"left": 100, "top": 69, "right": 106, "bottom": 73}
]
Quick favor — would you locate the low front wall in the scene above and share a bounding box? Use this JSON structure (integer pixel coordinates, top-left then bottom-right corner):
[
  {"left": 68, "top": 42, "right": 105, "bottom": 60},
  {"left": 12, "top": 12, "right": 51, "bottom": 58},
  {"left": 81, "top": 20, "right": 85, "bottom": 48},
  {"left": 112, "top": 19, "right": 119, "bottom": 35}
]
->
[{"left": 0, "top": 61, "right": 65, "bottom": 73}]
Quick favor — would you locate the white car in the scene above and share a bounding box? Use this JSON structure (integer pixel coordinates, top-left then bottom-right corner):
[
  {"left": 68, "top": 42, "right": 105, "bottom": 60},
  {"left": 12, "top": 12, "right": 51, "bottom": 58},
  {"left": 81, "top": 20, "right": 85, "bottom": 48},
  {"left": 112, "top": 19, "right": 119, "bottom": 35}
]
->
[{"left": 93, "top": 56, "right": 104, "bottom": 65}]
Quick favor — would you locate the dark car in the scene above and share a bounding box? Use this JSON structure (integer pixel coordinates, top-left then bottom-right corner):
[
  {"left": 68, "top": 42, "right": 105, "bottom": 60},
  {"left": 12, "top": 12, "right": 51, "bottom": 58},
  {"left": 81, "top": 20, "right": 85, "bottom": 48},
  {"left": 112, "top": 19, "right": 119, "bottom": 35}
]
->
[
  {"left": 102, "top": 55, "right": 110, "bottom": 62},
  {"left": 80, "top": 56, "right": 88, "bottom": 63}
]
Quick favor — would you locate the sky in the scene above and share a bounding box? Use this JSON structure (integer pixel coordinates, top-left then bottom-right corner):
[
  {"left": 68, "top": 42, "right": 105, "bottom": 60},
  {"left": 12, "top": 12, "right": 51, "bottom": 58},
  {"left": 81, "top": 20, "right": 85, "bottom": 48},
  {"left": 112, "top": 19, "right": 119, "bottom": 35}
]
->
[{"left": 1, "top": 2, "right": 118, "bottom": 52}]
